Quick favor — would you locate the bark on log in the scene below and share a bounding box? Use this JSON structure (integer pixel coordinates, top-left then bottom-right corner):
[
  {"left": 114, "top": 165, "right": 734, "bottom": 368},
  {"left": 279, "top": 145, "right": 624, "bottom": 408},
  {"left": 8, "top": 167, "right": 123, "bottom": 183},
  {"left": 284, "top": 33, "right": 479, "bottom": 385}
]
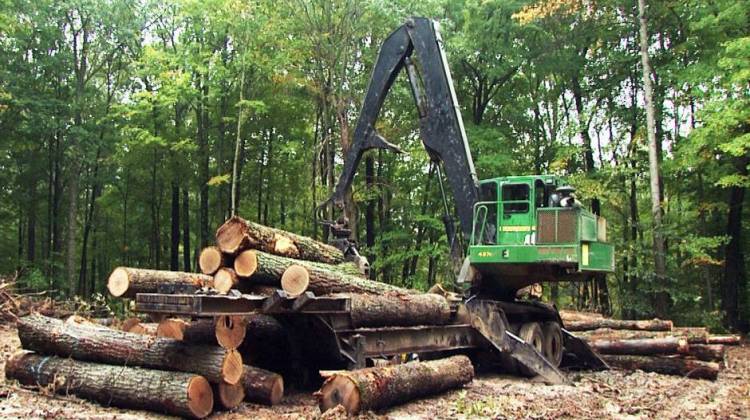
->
[
  {"left": 707, "top": 335, "right": 741, "bottom": 345},
  {"left": 6, "top": 352, "right": 213, "bottom": 418},
  {"left": 199, "top": 246, "right": 227, "bottom": 275},
  {"left": 559, "top": 310, "right": 604, "bottom": 323},
  {"left": 107, "top": 267, "right": 213, "bottom": 298},
  {"left": 346, "top": 293, "right": 451, "bottom": 328},
  {"left": 246, "top": 285, "right": 283, "bottom": 296},
  {"left": 316, "top": 355, "right": 474, "bottom": 414},
  {"left": 601, "top": 355, "right": 719, "bottom": 380},
  {"left": 684, "top": 344, "right": 726, "bottom": 363},
  {"left": 17, "top": 314, "right": 243, "bottom": 384},
  {"left": 564, "top": 318, "right": 673, "bottom": 332},
  {"left": 588, "top": 337, "right": 689, "bottom": 355},
  {"left": 574, "top": 328, "right": 708, "bottom": 344},
  {"left": 213, "top": 382, "right": 245, "bottom": 410},
  {"left": 239, "top": 365, "right": 284, "bottom": 405},
  {"left": 157, "top": 318, "right": 216, "bottom": 343},
  {"left": 214, "top": 268, "right": 240, "bottom": 294},
  {"left": 234, "top": 250, "right": 411, "bottom": 295},
  {"left": 216, "top": 215, "right": 345, "bottom": 264}
]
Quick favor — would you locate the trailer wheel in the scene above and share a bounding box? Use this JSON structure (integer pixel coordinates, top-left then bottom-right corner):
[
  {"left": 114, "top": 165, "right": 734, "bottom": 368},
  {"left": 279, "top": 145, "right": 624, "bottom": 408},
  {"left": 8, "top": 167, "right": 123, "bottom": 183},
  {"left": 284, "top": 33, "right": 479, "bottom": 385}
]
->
[
  {"left": 518, "top": 322, "right": 544, "bottom": 353},
  {"left": 517, "top": 322, "right": 544, "bottom": 376},
  {"left": 542, "top": 321, "right": 563, "bottom": 367}
]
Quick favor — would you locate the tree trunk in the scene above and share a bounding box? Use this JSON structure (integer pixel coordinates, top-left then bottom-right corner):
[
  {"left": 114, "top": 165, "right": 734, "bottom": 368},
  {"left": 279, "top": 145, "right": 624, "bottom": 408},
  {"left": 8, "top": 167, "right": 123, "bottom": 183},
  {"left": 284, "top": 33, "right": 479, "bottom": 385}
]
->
[
  {"left": 183, "top": 189, "right": 192, "bottom": 272},
  {"left": 564, "top": 318, "right": 672, "bottom": 331},
  {"left": 346, "top": 293, "right": 450, "bottom": 328},
  {"left": 234, "top": 250, "right": 408, "bottom": 295},
  {"left": 601, "top": 355, "right": 719, "bottom": 380},
  {"left": 588, "top": 337, "right": 688, "bottom": 355},
  {"left": 17, "top": 314, "right": 243, "bottom": 384},
  {"left": 638, "top": 0, "right": 668, "bottom": 317},
  {"left": 6, "top": 352, "right": 213, "bottom": 418},
  {"left": 216, "top": 216, "right": 345, "bottom": 264},
  {"left": 107, "top": 267, "right": 213, "bottom": 298},
  {"left": 722, "top": 157, "right": 748, "bottom": 331},
  {"left": 171, "top": 182, "right": 180, "bottom": 270},
  {"left": 316, "top": 355, "right": 474, "bottom": 414},
  {"left": 122, "top": 320, "right": 158, "bottom": 336},
  {"left": 239, "top": 365, "right": 284, "bottom": 406}
]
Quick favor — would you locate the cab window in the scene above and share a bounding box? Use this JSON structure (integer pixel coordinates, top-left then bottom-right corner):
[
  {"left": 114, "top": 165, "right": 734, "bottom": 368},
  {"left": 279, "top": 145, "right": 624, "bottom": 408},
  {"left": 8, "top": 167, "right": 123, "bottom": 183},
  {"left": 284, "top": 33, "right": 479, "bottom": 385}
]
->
[{"left": 502, "top": 184, "right": 529, "bottom": 213}]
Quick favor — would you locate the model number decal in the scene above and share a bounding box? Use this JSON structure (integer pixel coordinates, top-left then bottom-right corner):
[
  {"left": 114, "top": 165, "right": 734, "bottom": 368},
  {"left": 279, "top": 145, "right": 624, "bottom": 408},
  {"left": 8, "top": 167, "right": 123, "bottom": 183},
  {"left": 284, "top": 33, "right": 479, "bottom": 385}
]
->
[{"left": 478, "top": 251, "right": 493, "bottom": 257}]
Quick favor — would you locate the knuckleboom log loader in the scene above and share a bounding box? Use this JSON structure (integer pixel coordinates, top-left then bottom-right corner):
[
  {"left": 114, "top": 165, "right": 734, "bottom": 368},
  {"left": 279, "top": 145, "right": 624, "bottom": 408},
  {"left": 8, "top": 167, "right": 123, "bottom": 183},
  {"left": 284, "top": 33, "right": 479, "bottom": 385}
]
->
[
  {"left": 320, "top": 17, "right": 613, "bottom": 382},
  {"left": 134, "top": 17, "right": 611, "bottom": 384}
]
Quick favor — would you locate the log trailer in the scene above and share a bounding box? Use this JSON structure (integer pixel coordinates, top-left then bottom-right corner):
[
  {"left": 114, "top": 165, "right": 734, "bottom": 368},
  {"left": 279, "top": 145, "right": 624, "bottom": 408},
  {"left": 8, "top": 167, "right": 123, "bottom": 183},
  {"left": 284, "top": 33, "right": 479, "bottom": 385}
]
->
[{"left": 134, "top": 17, "right": 611, "bottom": 384}]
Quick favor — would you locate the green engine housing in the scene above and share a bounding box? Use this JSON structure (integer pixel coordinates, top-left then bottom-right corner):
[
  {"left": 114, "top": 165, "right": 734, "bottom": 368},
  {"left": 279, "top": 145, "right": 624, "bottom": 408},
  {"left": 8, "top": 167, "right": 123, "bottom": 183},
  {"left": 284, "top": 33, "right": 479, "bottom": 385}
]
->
[{"left": 468, "top": 175, "right": 614, "bottom": 296}]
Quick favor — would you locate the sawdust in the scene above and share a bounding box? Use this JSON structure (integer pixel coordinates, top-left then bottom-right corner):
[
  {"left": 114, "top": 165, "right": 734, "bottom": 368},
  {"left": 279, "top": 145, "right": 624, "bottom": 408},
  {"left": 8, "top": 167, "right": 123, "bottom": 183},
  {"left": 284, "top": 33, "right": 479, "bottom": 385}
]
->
[{"left": 0, "top": 322, "right": 747, "bottom": 419}]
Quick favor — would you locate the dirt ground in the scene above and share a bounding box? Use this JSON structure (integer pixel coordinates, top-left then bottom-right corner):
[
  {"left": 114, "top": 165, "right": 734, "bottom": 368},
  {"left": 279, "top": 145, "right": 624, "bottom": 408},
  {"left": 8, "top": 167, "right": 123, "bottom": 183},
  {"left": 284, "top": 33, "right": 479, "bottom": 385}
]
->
[{"left": 0, "top": 322, "right": 748, "bottom": 420}]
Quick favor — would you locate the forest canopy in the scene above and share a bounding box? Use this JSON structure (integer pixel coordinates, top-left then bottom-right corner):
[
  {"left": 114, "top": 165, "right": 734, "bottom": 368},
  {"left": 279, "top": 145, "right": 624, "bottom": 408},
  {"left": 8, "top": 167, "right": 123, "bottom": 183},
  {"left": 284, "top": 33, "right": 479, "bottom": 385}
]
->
[{"left": 1, "top": 0, "right": 748, "bottom": 331}]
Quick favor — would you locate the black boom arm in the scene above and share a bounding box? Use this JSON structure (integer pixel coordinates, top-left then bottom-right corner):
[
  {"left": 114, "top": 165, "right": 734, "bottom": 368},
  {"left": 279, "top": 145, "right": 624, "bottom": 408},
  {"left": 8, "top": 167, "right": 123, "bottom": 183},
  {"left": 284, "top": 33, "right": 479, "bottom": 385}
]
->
[{"left": 324, "top": 17, "right": 480, "bottom": 240}]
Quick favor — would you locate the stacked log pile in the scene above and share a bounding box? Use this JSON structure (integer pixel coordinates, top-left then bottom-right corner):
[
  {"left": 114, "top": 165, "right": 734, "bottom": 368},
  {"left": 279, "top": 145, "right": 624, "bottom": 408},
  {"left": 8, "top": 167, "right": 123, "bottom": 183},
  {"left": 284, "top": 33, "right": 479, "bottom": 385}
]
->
[
  {"left": 7, "top": 215, "right": 470, "bottom": 417},
  {"left": 562, "top": 310, "right": 741, "bottom": 380}
]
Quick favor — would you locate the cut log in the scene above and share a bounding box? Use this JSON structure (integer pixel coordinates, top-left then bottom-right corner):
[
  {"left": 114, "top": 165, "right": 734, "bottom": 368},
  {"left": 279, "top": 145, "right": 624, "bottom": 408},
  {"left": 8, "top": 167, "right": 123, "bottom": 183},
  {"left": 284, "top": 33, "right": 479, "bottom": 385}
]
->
[
  {"left": 108, "top": 267, "right": 213, "bottom": 298},
  {"left": 574, "top": 328, "right": 708, "bottom": 344},
  {"left": 199, "top": 246, "right": 226, "bottom": 275},
  {"left": 281, "top": 265, "right": 310, "bottom": 296},
  {"left": 684, "top": 344, "right": 726, "bottom": 363},
  {"left": 564, "top": 318, "right": 673, "bottom": 332},
  {"left": 316, "top": 355, "right": 474, "bottom": 414},
  {"left": 347, "top": 293, "right": 451, "bottom": 328},
  {"left": 17, "top": 314, "right": 243, "bottom": 385},
  {"left": 6, "top": 352, "right": 213, "bottom": 418},
  {"left": 235, "top": 250, "right": 411, "bottom": 295},
  {"left": 707, "top": 335, "right": 741, "bottom": 345},
  {"left": 158, "top": 318, "right": 215, "bottom": 342},
  {"left": 213, "top": 381, "right": 245, "bottom": 410},
  {"left": 216, "top": 215, "right": 345, "bottom": 264},
  {"left": 559, "top": 310, "right": 604, "bottom": 323},
  {"left": 239, "top": 365, "right": 284, "bottom": 405},
  {"left": 215, "top": 315, "right": 248, "bottom": 350},
  {"left": 214, "top": 268, "right": 240, "bottom": 294},
  {"left": 588, "top": 337, "right": 689, "bottom": 355},
  {"left": 126, "top": 321, "right": 158, "bottom": 336},
  {"left": 601, "top": 354, "right": 719, "bottom": 380}
]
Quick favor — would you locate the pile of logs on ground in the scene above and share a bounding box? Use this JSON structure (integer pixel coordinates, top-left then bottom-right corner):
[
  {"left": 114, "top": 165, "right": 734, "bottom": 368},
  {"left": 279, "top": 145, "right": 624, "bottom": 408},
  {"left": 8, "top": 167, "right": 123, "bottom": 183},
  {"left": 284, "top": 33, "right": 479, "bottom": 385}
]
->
[
  {"left": 6, "top": 215, "right": 473, "bottom": 418},
  {"left": 562, "top": 310, "right": 741, "bottom": 380}
]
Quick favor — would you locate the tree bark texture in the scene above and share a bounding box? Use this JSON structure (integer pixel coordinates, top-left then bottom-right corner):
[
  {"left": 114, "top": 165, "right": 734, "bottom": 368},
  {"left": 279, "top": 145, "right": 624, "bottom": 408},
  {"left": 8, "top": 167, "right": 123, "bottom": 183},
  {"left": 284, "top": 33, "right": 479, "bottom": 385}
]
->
[
  {"left": 235, "top": 250, "right": 409, "bottom": 295},
  {"left": 239, "top": 364, "right": 284, "bottom": 405},
  {"left": 216, "top": 215, "right": 345, "bottom": 264},
  {"left": 316, "top": 355, "right": 474, "bottom": 414},
  {"left": 17, "top": 314, "right": 243, "bottom": 384},
  {"left": 564, "top": 318, "right": 672, "bottom": 332},
  {"left": 5, "top": 352, "right": 213, "bottom": 418},
  {"left": 588, "top": 337, "right": 688, "bottom": 355},
  {"left": 601, "top": 354, "right": 719, "bottom": 380},
  {"left": 346, "top": 293, "right": 451, "bottom": 328},
  {"left": 574, "top": 327, "right": 708, "bottom": 344},
  {"left": 685, "top": 344, "right": 726, "bottom": 363},
  {"left": 107, "top": 267, "right": 213, "bottom": 298}
]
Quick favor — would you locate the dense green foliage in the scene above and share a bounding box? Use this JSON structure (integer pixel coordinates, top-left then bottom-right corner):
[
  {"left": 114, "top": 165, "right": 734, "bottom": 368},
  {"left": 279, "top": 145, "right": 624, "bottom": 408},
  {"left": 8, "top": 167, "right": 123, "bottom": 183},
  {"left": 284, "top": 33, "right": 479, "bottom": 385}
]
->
[{"left": 1, "top": 0, "right": 748, "bottom": 330}]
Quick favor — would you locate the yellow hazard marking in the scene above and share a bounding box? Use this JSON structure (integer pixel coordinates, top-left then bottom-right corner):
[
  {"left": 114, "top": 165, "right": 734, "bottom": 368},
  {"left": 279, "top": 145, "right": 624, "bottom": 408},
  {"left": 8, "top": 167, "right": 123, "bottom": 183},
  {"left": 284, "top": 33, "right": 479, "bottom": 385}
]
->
[
  {"left": 582, "top": 243, "right": 589, "bottom": 266},
  {"left": 500, "top": 225, "right": 535, "bottom": 232}
]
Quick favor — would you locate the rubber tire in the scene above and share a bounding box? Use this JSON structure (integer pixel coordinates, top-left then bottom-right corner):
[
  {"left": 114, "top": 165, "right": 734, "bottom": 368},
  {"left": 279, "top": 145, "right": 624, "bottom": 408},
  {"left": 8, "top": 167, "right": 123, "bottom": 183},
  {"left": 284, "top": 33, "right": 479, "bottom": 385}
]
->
[
  {"left": 517, "top": 322, "right": 545, "bottom": 377},
  {"left": 518, "top": 322, "right": 544, "bottom": 353},
  {"left": 542, "top": 321, "right": 564, "bottom": 367}
]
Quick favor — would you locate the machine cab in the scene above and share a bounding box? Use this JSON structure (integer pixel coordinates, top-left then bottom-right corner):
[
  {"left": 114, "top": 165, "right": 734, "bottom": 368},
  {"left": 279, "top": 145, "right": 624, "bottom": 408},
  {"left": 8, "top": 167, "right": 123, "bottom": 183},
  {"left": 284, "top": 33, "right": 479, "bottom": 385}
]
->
[{"left": 474, "top": 175, "right": 562, "bottom": 246}]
